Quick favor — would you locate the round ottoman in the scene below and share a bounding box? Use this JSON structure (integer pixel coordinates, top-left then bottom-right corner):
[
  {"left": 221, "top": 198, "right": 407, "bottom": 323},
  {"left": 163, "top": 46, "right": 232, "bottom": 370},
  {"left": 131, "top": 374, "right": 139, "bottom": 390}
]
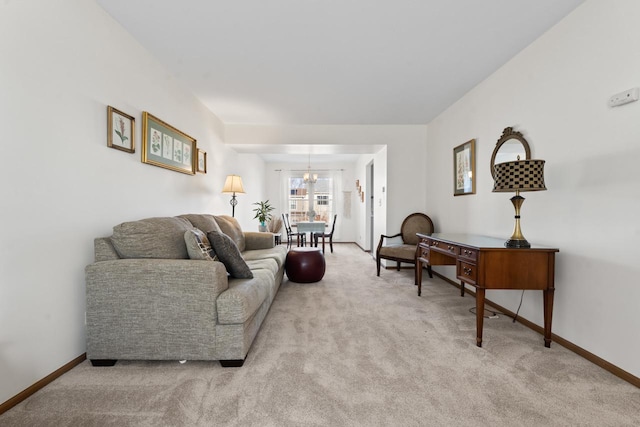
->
[{"left": 285, "top": 247, "right": 326, "bottom": 283}]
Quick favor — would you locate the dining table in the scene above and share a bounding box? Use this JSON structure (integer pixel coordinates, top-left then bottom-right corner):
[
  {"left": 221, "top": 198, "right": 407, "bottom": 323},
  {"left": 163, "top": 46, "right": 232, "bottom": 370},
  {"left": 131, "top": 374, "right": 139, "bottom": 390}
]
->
[{"left": 295, "top": 221, "right": 326, "bottom": 248}]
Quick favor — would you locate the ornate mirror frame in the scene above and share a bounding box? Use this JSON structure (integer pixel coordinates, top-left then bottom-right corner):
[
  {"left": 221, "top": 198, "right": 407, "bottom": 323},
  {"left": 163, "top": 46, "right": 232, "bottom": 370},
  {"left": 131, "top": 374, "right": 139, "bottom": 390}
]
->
[{"left": 490, "top": 127, "right": 531, "bottom": 180}]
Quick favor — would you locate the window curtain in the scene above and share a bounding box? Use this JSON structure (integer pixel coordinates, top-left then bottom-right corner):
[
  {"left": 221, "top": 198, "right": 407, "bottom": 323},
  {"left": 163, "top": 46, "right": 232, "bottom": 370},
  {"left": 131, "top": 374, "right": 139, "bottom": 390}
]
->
[{"left": 278, "top": 169, "right": 294, "bottom": 223}]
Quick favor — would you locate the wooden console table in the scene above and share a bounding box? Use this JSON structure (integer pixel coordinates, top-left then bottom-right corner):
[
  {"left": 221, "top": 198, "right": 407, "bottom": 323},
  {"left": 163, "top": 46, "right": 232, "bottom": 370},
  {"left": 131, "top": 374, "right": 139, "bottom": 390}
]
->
[{"left": 415, "top": 233, "right": 559, "bottom": 348}]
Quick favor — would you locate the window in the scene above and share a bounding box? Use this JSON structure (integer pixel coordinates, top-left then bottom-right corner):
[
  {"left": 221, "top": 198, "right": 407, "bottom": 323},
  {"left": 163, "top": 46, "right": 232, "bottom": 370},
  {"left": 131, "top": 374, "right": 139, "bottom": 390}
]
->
[{"left": 287, "top": 176, "right": 333, "bottom": 224}]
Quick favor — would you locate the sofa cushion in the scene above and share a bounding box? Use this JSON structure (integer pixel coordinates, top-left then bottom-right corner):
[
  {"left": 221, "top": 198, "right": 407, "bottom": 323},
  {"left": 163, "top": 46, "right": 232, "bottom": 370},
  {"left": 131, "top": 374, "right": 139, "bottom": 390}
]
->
[
  {"left": 179, "top": 214, "right": 223, "bottom": 234},
  {"left": 111, "top": 216, "right": 192, "bottom": 259},
  {"left": 245, "top": 258, "right": 279, "bottom": 277},
  {"left": 214, "top": 215, "right": 246, "bottom": 252},
  {"left": 242, "top": 246, "right": 288, "bottom": 270},
  {"left": 207, "top": 231, "right": 253, "bottom": 279},
  {"left": 217, "top": 269, "right": 272, "bottom": 324},
  {"left": 184, "top": 229, "right": 216, "bottom": 260}
]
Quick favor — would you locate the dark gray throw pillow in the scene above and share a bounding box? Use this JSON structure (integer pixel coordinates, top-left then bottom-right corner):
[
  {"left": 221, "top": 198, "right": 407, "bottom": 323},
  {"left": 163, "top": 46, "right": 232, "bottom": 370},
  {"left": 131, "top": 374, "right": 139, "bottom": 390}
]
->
[{"left": 207, "top": 231, "right": 253, "bottom": 279}]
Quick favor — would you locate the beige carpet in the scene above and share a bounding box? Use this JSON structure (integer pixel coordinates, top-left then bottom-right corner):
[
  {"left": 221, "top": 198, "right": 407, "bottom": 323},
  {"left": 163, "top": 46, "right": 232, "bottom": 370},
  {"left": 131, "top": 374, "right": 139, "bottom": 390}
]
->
[{"left": 2, "top": 243, "right": 639, "bottom": 426}]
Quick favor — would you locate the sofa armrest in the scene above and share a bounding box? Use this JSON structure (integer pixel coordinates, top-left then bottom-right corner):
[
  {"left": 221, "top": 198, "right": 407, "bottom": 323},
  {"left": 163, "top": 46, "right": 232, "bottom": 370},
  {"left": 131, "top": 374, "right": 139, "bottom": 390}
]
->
[
  {"left": 85, "top": 258, "right": 229, "bottom": 360},
  {"left": 244, "top": 232, "right": 275, "bottom": 250}
]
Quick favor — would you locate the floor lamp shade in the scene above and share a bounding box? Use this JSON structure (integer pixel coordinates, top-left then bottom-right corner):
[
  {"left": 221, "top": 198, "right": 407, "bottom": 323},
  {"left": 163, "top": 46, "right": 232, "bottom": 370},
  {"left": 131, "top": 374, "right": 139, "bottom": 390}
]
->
[
  {"left": 222, "top": 175, "right": 245, "bottom": 217},
  {"left": 493, "top": 159, "right": 546, "bottom": 248}
]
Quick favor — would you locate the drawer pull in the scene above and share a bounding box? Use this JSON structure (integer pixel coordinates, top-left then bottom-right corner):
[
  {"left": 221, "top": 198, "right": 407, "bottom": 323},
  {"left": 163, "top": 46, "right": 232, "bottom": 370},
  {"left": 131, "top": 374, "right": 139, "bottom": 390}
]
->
[{"left": 463, "top": 267, "right": 472, "bottom": 276}]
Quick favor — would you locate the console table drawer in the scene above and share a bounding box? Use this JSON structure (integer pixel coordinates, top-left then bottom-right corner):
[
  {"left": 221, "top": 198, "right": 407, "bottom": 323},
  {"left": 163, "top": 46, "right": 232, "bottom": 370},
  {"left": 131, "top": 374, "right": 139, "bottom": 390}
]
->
[
  {"left": 458, "top": 261, "right": 477, "bottom": 284},
  {"left": 431, "top": 240, "right": 458, "bottom": 256},
  {"left": 460, "top": 248, "right": 477, "bottom": 261},
  {"left": 419, "top": 245, "right": 430, "bottom": 260}
]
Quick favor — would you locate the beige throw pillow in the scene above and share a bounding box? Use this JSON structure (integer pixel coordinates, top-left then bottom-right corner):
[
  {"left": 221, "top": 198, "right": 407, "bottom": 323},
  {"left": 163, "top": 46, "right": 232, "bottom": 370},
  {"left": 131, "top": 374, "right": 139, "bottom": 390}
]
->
[{"left": 184, "top": 229, "right": 216, "bottom": 261}]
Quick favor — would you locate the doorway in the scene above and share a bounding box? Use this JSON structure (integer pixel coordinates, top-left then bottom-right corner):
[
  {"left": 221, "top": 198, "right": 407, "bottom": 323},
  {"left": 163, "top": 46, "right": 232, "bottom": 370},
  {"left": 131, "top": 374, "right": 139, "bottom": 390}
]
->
[{"left": 366, "top": 160, "right": 374, "bottom": 257}]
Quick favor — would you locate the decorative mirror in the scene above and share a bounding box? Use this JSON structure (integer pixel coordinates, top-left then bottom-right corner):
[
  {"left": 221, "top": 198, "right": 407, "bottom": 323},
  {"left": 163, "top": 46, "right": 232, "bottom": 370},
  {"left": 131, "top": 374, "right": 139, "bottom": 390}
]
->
[{"left": 490, "top": 127, "right": 531, "bottom": 180}]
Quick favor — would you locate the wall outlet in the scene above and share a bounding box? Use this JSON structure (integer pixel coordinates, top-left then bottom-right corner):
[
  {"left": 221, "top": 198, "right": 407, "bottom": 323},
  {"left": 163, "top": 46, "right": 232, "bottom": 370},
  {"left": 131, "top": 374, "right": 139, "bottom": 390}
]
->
[{"left": 609, "top": 87, "right": 639, "bottom": 107}]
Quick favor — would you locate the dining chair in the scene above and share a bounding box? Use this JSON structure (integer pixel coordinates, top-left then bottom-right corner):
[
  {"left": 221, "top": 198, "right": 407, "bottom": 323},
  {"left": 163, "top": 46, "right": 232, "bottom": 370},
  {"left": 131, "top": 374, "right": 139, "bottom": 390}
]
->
[
  {"left": 282, "top": 213, "right": 306, "bottom": 249},
  {"left": 314, "top": 214, "right": 337, "bottom": 253}
]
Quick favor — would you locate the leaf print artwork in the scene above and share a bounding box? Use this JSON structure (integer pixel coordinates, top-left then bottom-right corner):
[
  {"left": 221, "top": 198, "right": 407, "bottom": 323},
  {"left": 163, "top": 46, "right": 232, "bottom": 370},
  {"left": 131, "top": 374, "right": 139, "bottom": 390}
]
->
[
  {"left": 162, "top": 135, "right": 173, "bottom": 160},
  {"left": 183, "top": 143, "right": 191, "bottom": 166},
  {"left": 150, "top": 128, "right": 162, "bottom": 154},
  {"left": 114, "top": 116, "right": 128, "bottom": 145},
  {"left": 142, "top": 112, "right": 196, "bottom": 174},
  {"left": 173, "top": 143, "right": 182, "bottom": 163}
]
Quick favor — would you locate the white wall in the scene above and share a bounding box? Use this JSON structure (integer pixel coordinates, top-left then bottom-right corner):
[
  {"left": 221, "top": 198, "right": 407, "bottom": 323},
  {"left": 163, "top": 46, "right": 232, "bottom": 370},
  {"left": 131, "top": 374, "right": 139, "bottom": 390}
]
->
[
  {"left": 425, "top": 0, "right": 640, "bottom": 377},
  {"left": 0, "top": 0, "right": 265, "bottom": 404}
]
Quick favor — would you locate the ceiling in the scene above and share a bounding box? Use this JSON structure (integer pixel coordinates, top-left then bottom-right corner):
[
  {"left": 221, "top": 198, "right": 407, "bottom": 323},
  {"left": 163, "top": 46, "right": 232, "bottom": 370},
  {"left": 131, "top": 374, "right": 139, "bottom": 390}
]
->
[{"left": 96, "top": 0, "right": 584, "bottom": 160}]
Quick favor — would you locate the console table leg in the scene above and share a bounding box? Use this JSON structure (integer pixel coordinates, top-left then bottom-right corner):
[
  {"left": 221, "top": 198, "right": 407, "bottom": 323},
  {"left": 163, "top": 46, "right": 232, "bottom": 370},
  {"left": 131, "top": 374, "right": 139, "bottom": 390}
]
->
[
  {"left": 543, "top": 287, "right": 555, "bottom": 348},
  {"left": 460, "top": 281, "right": 465, "bottom": 297},
  {"left": 476, "top": 288, "right": 485, "bottom": 347},
  {"left": 416, "top": 261, "right": 422, "bottom": 296}
]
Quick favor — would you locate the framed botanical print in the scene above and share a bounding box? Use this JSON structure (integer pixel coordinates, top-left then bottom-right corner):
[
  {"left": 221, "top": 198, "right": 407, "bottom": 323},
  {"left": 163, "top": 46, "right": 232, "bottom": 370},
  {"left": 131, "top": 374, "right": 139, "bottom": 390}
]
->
[
  {"left": 107, "top": 106, "right": 135, "bottom": 153},
  {"left": 453, "top": 139, "right": 476, "bottom": 196},
  {"left": 197, "top": 149, "right": 207, "bottom": 173},
  {"left": 141, "top": 112, "right": 196, "bottom": 175}
]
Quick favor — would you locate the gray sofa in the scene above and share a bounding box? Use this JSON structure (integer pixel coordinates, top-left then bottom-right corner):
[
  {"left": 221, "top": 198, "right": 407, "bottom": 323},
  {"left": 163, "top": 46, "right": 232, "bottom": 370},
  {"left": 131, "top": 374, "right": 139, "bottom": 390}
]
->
[{"left": 85, "top": 214, "right": 287, "bottom": 367}]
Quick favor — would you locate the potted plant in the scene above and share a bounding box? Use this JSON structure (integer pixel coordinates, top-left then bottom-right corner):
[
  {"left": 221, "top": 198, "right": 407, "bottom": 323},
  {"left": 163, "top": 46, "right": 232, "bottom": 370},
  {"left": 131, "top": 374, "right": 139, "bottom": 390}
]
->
[{"left": 252, "top": 200, "right": 275, "bottom": 232}]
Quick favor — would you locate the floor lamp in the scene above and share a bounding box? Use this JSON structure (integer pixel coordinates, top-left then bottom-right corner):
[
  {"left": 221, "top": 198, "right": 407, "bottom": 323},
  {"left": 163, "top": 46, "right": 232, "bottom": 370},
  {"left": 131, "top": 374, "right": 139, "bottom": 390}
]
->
[{"left": 222, "top": 175, "right": 245, "bottom": 217}]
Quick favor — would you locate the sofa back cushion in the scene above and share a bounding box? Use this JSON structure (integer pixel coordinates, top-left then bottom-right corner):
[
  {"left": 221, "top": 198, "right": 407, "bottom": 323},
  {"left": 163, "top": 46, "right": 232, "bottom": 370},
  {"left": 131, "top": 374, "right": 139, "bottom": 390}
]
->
[
  {"left": 111, "top": 216, "right": 192, "bottom": 259},
  {"left": 179, "top": 214, "right": 223, "bottom": 234},
  {"left": 214, "top": 215, "right": 246, "bottom": 252},
  {"left": 94, "top": 237, "right": 120, "bottom": 262}
]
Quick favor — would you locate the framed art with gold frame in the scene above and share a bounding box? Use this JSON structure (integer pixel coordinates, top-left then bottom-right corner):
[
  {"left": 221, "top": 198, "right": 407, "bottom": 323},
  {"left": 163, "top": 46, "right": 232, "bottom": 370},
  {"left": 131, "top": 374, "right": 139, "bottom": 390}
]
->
[
  {"left": 453, "top": 139, "right": 476, "bottom": 196},
  {"left": 107, "top": 106, "right": 135, "bottom": 153},
  {"left": 197, "top": 149, "right": 207, "bottom": 173},
  {"left": 142, "top": 112, "right": 196, "bottom": 175}
]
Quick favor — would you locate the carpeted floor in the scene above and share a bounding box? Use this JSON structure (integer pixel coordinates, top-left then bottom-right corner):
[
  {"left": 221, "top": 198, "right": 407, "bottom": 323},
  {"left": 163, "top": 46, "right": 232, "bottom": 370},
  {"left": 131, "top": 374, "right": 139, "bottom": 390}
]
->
[{"left": 2, "top": 243, "right": 639, "bottom": 426}]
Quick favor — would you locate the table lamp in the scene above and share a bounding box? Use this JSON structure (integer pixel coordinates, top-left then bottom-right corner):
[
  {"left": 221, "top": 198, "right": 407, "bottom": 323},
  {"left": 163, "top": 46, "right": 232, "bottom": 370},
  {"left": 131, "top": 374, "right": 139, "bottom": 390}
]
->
[
  {"left": 492, "top": 159, "right": 546, "bottom": 248},
  {"left": 222, "top": 174, "right": 245, "bottom": 217}
]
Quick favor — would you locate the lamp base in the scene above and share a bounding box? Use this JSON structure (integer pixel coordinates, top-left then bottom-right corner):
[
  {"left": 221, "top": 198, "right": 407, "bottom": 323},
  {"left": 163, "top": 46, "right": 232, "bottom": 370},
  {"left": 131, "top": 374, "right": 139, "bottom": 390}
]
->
[{"left": 505, "top": 238, "right": 531, "bottom": 248}]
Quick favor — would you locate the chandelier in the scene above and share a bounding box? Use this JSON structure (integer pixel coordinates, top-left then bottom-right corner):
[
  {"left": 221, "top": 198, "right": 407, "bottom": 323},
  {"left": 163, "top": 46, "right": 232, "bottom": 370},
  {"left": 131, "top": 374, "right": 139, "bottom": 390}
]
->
[{"left": 303, "top": 153, "right": 317, "bottom": 183}]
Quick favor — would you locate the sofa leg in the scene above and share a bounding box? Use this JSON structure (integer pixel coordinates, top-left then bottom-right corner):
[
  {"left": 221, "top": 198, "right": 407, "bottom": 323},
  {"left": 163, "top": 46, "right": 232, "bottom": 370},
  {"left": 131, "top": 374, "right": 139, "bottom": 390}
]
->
[
  {"left": 220, "top": 359, "right": 245, "bottom": 367},
  {"left": 90, "top": 359, "right": 117, "bottom": 367}
]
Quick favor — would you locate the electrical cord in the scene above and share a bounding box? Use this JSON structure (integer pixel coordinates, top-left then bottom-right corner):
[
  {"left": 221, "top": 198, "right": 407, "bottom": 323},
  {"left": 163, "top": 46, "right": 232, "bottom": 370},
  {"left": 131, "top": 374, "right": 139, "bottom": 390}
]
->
[
  {"left": 468, "top": 290, "right": 525, "bottom": 321},
  {"left": 469, "top": 306, "right": 504, "bottom": 319},
  {"left": 513, "top": 290, "right": 525, "bottom": 323}
]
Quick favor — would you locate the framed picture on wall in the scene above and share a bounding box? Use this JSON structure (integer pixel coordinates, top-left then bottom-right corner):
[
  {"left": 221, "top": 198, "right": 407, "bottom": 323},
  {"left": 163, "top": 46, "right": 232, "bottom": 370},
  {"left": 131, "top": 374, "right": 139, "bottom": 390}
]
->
[
  {"left": 107, "top": 106, "right": 135, "bottom": 153},
  {"left": 141, "top": 112, "right": 196, "bottom": 175},
  {"left": 197, "top": 149, "right": 207, "bottom": 173},
  {"left": 453, "top": 139, "right": 476, "bottom": 196}
]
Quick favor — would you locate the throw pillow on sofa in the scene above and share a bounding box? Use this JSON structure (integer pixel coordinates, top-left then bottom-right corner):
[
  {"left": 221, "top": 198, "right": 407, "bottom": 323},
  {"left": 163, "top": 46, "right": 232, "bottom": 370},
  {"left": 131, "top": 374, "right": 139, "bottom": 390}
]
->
[
  {"left": 207, "top": 230, "right": 253, "bottom": 279},
  {"left": 184, "top": 229, "right": 216, "bottom": 260},
  {"left": 214, "top": 215, "right": 246, "bottom": 252}
]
